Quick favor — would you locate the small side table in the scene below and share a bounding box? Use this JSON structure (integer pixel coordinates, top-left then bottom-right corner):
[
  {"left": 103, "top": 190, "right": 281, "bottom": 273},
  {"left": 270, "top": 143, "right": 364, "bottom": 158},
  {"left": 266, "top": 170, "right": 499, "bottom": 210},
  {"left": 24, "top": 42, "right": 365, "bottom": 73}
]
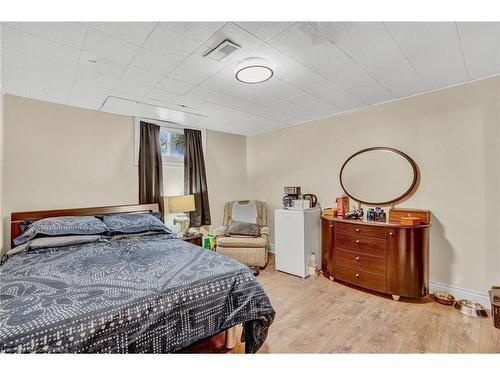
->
[{"left": 182, "top": 233, "right": 203, "bottom": 247}]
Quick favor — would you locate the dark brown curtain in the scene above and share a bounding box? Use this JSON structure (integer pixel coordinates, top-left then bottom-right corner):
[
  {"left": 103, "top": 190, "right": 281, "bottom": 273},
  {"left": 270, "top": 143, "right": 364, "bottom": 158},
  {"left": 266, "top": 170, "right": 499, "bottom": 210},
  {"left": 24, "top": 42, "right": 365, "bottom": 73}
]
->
[
  {"left": 139, "top": 121, "right": 164, "bottom": 218},
  {"left": 184, "top": 129, "right": 211, "bottom": 226}
]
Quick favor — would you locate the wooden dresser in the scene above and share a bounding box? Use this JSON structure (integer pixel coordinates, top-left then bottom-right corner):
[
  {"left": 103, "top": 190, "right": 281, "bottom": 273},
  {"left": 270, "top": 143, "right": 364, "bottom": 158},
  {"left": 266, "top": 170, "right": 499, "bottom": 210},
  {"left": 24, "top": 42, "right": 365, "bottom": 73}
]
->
[{"left": 321, "top": 215, "right": 430, "bottom": 300}]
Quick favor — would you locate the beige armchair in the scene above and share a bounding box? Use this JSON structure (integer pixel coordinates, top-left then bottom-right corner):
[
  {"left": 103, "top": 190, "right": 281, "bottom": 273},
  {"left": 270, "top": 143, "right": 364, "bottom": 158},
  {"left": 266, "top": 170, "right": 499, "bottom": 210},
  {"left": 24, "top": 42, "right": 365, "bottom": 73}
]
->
[{"left": 214, "top": 200, "right": 268, "bottom": 269}]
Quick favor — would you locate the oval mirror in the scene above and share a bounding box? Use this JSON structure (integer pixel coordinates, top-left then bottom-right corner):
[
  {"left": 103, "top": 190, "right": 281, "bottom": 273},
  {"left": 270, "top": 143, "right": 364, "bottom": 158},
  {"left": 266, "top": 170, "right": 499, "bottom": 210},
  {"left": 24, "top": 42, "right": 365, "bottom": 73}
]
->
[{"left": 340, "top": 147, "right": 418, "bottom": 206}]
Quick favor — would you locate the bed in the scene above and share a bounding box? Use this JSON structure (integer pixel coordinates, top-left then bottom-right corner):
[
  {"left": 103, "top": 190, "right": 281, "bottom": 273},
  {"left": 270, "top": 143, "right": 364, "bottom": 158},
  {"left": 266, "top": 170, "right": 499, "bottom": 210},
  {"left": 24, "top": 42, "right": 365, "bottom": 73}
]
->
[{"left": 0, "top": 204, "right": 275, "bottom": 353}]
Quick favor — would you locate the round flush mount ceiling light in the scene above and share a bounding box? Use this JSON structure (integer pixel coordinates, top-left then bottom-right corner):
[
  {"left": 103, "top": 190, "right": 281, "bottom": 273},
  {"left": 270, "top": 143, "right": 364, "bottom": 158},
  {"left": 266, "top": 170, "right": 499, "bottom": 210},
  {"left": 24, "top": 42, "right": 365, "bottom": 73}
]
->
[{"left": 235, "top": 58, "right": 274, "bottom": 84}]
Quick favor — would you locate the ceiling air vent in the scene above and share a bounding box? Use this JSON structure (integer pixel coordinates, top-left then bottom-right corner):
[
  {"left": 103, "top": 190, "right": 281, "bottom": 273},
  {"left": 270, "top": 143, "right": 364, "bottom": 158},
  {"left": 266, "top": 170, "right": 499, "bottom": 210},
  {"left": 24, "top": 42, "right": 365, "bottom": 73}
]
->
[{"left": 204, "top": 39, "right": 240, "bottom": 61}]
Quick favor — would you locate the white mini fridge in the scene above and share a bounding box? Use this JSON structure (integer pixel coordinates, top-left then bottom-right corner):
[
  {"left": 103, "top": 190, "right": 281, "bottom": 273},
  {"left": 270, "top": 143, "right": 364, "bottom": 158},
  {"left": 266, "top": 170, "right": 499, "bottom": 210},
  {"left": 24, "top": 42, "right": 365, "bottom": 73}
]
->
[{"left": 274, "top": 207, "right": 321, "bottom": 278}]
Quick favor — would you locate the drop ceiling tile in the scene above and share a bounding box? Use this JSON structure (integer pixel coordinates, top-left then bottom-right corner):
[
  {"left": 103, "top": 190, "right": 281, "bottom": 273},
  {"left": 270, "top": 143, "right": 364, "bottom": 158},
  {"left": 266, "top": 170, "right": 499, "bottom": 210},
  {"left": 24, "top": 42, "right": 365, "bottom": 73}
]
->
[
  {"left": 156, "top": 76, "right": 195, "bottom": 95},
  {"left": 19, "top": 22, "right": 87, "bottom": 49},
  {"left": 166, "top": 57, "right": 222, "bottom": 86},
  {"left": 312, "top": 22, "right": 427, "bottom": 98},
  {"left": 28, "top": 73, "right": 73, "bottom": 104},
  {"left": 245, "top": 89, "right": 321, "bottom": 121},
  {"left": 457, "top": 22, "right": 500, "bottom": 80},
  {"left": 142, "top": 25, "right": 199, "bottom": 61},
  {"left": 201, "top": 67, "right": 322, "bottom": 120},
  {"left": 159, "top": 22, "right": 226, "bottom": 43},
  {"left": 268, "top": 22, "right": 327, "bottom": 58},
  {"left": 2, "top": 22, "right": 19, "bottom": 29},
  {"left": 385, "top": 22, "right": 468, "bottom": 89},
  {"left": 120, "top": 65, "right": 163, "bottom": 87},
  {"left": 297, "top": 41, "right": 393, "bottom": 104},
  {"left": 74, "top": 68, "right": 117, "bottom": 89},
  {"left": 143, "top": 87, "right": 180, "bottom": 105},
  {"left": 100, "top": 96, "right": 137, "bottom": 117},
  {"left": 22, "top": 32, "right": 81, "bottom": 66},
  {"left": 112, "top": 79, "right": 150, "bottom": 97},
  {"left": 131, "top": 48, "right": 180, "bottom": 75},
  {"left": 167, "top": 22, "right": 264, "bottom": 85},
  {"left": 1, "top": 66, "right": 29, "bottom": 97},
  {"left": 106, "top": 92, "right": 144, "bottom": 105},
  {"left": 78, "top": 51, "right": 128, "bottom": 78},
  {"left": 89, "top": 22, "right": 156, "bottom": 45},
  {"left": 83, "top": 28, "right": 140, "bottom": 64},
  {"left": 169, "top": 91, "right": 210, "bottom": 111},
  {"left": 25, "top": 55, "right": 76, "bottom": 81},
  {"left": 1, "top": 24, "right": 23, "bottom": 51},
  {"left": 193, "top": 101, "right": 283, "bottom": 135},
  {"left": 1, "top": 48, "right": 25, "bottom": 70},
  {"left": 197, "top": 87, "right": 299, "bottom": 125},
  {"left": 67, "top": 82, "right": 109, "bottom": 110},
  {"left": 236, "top": 22, "right": 294, "bottom": 42},
  {"left": 257, "top": 78, "right": 342, "bottom": 116},
  {"left": 243, "top": 43, "right": 306, "bottom": 82},
  {"left": 2, "top": 21, "right": 497, "bottom": 136},
  {"left": 286, "top": 68, "right": 366, "bottom": 110}
]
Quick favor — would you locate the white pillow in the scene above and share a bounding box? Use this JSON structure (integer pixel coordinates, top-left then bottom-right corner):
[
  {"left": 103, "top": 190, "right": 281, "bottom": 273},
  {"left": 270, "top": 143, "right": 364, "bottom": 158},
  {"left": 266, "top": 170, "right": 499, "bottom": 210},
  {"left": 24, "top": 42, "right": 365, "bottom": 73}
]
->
[{"left": 231, "top": 201, "right": 258, "bottom": 224}]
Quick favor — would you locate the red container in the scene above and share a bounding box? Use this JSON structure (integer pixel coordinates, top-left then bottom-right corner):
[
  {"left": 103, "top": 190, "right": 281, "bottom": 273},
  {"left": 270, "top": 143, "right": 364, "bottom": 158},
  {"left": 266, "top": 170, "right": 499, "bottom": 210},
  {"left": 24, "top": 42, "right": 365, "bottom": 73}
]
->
[{"left": 336, "top": 196, "right": 349, "bottom": 217}]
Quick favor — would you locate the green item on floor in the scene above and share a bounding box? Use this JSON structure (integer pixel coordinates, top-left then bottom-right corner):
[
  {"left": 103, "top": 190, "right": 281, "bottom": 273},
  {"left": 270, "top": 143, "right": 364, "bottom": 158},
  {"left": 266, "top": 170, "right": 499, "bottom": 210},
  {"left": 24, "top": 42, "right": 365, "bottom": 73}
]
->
[{"left": 203, "top": 233, "right": 216, "bottom": 250}]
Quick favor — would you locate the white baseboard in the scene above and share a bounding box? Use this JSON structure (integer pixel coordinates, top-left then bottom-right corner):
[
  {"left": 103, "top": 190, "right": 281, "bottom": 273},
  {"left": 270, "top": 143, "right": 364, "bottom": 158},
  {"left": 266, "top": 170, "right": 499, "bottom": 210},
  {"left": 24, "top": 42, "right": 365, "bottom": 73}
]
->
[
  {"left": 429, "top": 281, "right": 490, "bottom": 307},
  {"left": 269, "top": 243, "right": 489, "bottom": 306}
]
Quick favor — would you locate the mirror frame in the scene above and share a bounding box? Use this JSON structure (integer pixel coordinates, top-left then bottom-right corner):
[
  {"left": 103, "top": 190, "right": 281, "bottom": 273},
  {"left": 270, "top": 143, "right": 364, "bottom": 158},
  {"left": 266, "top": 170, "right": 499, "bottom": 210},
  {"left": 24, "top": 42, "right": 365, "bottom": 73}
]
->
[{"left": 339, "top": 147, "right": 419, "bottom": 206}]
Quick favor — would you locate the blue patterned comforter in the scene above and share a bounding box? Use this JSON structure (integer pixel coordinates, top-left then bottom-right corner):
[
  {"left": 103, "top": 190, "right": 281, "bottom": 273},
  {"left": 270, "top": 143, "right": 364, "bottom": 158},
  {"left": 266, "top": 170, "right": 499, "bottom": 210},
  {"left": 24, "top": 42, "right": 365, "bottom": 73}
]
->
[{"left": 0, "top": 233, "right": 275, "bottom": 353}]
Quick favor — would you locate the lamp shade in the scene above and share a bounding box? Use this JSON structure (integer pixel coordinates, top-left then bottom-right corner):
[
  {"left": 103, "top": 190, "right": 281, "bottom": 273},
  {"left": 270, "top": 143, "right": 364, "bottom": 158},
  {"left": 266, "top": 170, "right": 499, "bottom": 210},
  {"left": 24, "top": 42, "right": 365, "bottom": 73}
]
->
[{"left": 167, "top": 194, "right": 196, "bottom": 213}]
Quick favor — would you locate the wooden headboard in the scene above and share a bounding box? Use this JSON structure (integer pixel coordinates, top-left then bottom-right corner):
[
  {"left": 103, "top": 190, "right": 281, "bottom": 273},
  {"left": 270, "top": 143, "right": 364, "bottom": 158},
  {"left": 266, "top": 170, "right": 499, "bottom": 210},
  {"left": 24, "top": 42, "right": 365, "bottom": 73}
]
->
[{"left": 10, "top": 203, "right": 159, "bottom": 247}]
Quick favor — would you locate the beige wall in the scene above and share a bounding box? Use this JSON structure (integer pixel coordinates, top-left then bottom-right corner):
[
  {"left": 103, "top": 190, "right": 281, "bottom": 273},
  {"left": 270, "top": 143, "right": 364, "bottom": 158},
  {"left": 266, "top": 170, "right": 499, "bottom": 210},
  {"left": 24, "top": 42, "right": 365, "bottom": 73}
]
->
[
  {"left": 2, "top": 95, "right": 247, "bottom": 250},
  {"left": 2, "top": 95, "right": 137, "bottom": 250},
  {"left": 205, "top": 129, "right": 248, "bottom": 229},
  {"left": 247, "top": 77, "right": 500, "bottom": 294}
]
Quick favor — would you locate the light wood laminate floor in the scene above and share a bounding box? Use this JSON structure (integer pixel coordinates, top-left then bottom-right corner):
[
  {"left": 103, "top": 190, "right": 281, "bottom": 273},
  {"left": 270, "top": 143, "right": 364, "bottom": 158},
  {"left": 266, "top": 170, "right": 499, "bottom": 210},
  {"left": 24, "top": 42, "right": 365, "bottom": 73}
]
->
[{"left": 255, "top": 255, "right": 499, "bottom": 353}]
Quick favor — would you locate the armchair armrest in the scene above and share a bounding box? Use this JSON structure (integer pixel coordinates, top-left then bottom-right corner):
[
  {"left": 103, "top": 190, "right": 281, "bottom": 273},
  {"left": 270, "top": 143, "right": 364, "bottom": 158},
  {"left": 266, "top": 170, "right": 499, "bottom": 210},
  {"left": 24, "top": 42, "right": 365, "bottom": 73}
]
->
[
  {"left": 213, "top": 226, "right": 227, "bottom": 237},
  {"left": 259, "top": 226, "right": 270, "bottom": 237}
]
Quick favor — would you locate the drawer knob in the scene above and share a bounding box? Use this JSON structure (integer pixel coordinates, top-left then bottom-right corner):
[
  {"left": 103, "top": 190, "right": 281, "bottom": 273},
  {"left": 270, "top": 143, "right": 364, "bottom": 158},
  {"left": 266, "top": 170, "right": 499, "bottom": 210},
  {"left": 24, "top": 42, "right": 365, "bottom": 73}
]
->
[
  {"left": 355, "top": 256, "right": 360, "bottom": 261},
  {"left": 355, "top": 240, "right": 361, "bottom": 244},
  {"left": 355, "top": 228, "right": 361, "bottom": 232},
  {"left": 355, "top": 273, "right": 360, "bottom": 278}
]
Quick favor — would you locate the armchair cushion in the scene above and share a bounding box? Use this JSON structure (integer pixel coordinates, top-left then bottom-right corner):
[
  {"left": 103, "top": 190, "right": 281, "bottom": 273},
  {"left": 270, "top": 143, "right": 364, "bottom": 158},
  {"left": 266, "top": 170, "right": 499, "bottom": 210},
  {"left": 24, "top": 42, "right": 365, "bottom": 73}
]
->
[
  {"left": 223, "top": 200, "right": 267, "bottom": 227},
  {"left": 216, "top": 236, "right": 267, "bottom": 248},
  {"left": 213, "top": 226, "right": 227, "bottom": 237},
  {"left": 226, "top": 221, "right": 261, "bottom": 237}
]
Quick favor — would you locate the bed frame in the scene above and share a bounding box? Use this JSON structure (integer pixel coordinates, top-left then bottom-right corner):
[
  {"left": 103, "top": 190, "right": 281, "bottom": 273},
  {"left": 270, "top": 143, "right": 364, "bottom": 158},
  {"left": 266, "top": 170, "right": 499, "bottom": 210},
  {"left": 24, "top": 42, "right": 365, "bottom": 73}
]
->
[
  {"left": 9, "top": 202, "right": 240, "bottom": 351},
  {"left": 10, "top": 203, "right": 159, "bottom": 248}
]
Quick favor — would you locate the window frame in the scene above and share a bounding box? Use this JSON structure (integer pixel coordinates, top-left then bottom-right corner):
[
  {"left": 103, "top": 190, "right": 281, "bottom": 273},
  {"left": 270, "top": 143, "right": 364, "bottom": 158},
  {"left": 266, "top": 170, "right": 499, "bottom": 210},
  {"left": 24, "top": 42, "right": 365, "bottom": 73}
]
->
[{"left": 134, "top": 117, "right": 206, "bottom": 167}]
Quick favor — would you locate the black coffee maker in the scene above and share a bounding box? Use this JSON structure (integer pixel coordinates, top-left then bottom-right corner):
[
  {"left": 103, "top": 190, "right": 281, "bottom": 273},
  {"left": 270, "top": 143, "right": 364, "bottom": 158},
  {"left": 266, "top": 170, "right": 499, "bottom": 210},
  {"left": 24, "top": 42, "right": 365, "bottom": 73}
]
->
[{"left": 283, "top": 186, "right": 301, "bottom": 208}]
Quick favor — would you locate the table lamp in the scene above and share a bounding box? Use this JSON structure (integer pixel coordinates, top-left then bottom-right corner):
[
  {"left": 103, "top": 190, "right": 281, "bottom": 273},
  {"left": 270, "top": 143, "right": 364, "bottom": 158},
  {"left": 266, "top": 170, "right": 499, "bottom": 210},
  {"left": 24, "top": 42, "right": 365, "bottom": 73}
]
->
[{"left": 167, "top": 194, "right": 196, "bottom": 237}]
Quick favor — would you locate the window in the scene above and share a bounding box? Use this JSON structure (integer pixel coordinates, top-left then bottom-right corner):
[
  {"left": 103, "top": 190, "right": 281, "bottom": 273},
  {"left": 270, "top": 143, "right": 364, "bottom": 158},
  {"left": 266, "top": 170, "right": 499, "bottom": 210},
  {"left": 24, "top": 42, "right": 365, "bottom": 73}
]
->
[
  {"left": 134, "top": 117, "right": 205, "bottom": 167},
  {"left": 160, "top": 127, "right": 185, "bottom": 164}
]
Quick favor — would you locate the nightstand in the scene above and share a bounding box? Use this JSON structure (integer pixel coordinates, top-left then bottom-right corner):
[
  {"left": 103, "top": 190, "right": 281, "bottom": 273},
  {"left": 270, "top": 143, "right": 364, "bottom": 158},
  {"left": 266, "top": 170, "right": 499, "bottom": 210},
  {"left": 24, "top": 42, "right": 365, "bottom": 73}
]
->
[{"left": 182, "top": 233, "right": 203, "bottom": 247}]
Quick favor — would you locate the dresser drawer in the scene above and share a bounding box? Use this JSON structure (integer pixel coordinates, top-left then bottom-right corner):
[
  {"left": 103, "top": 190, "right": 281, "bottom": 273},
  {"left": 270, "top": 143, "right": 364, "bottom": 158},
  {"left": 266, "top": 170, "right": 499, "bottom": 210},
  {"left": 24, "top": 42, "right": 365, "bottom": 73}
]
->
[
  {"left": 335, "top": 233, "right": 386, "bottom": 257},
  {"left": 335, "top": 222, "right": 386, "bottom": 239},
  {"left": 335, "top": 249, "right": 386, "bottom": 275},
  {"left": 335, "top": 265, "right": 386, "bottom": 293}
]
